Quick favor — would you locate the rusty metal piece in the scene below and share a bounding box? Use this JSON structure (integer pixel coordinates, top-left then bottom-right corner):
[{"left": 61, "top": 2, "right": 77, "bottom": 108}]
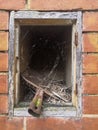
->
[
  {"left": 74, "top": 83, "right": 78, "bottom": 96},
  {"left": 75, "top": 32, "right": 78, "bottom": 46},
  {"left": 28, "top": 89, "right": 44, "bottom": 116}
]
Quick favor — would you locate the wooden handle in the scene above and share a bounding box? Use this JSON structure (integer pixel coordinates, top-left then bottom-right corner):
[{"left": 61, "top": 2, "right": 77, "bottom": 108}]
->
[{"left": 28, "top": 89, "right": 44, "bottom": 116}]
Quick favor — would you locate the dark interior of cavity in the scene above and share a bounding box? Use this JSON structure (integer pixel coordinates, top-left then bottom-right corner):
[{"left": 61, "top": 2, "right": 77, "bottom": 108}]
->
[{"left": 19, "top": 25, "right": 72, "bottom": 105}]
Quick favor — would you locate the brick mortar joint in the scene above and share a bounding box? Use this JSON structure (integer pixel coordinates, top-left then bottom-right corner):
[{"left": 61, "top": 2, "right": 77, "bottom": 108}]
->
[
  {"left": 0, "top": 72, "right": 8, "bottom": 75},
  {"left": 83, "top": 94, "right": 98, "bottom": 96},
  {"left": 83, "top": 114, "right": 98, "bottom": 117},
  {"left": 25, "top": 0, "right": 30, "bottom": 9},
  {"left": 23, "top": 117, "right": 27, "bottom": 130},
  {"left": 0, "top": 8, "right": 98, "bottom": 12}
]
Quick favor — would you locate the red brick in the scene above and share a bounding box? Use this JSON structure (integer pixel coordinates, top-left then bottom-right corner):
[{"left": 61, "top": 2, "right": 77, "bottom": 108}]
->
[
  {"left": 0, "top": 0, "right": 25, "bottom": 10},
  {"left": 0, "top": 32, "right": 8, "bottom": 51},
  {"left": 0, "top": 116, "right": 7, "bottom": 130},
  {"left": 83, "top": 75, "right": 98, "bottom": 94},
  {"left": 0, "top": 53, "right": 8, "bottom": 71},
  {"left": 30, "top": 0, "right": 98, "bottom": 10},
  {"left": 83, "top": 54, "right": 98, "bottom": 74},
  {"left": 83, "top": 96, "right": 98, "bottom": 114},
  {"left": 0, "top": 95, "right": 8, "bottom": 113},
  {"left": 27, "top": 117, "right": 81, "bottom": 130},
  {"left": 0, "top": 116, "right": 23, "bottom": 130},
  {"left": 83, "top": 12, "right": 98, "bottom": 31},
  {"left": 0, "top": 12, "right": 9, "bottom": 30},
  {"left": 83, "top": 33, "right": 98, "bottom": 52},
  {"left": 0, "top": 74, "right": 8, "bottom": 93},
  {"left": 82, "top": 117, "right": 98, "bottom": 130},
  {"left": 6, "top": 117, "right": 23, "bottom": 130}
]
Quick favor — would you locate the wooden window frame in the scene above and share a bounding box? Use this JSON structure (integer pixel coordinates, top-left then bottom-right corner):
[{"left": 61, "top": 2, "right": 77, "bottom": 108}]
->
[{"left": 9, "top": 11, "right": 82, "bottom": 117}]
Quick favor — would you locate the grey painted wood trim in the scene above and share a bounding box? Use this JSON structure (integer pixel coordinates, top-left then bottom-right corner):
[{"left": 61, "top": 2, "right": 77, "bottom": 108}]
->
[
  {"left": 14, "top": 11, "right": 78, "bottom": 19},
  {"left": 14, "top": 107, "right": 76, "bottom": 117},
  {"left": 9, "top": 11, "right": 15, "bottom": 118},
  {"left": 76, "top": 11, "right": 82, "bottom": 117}
]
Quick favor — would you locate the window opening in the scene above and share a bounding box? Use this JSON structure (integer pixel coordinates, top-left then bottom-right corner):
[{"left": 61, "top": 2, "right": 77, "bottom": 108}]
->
[{"left": 9, "top": 11, "right": 82, "bottom": 117}]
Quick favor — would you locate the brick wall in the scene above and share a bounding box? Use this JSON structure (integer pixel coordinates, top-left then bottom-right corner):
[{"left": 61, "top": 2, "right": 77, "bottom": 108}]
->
[{"left": 0, "top": 0, "right": 98, "bottom": 130}]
